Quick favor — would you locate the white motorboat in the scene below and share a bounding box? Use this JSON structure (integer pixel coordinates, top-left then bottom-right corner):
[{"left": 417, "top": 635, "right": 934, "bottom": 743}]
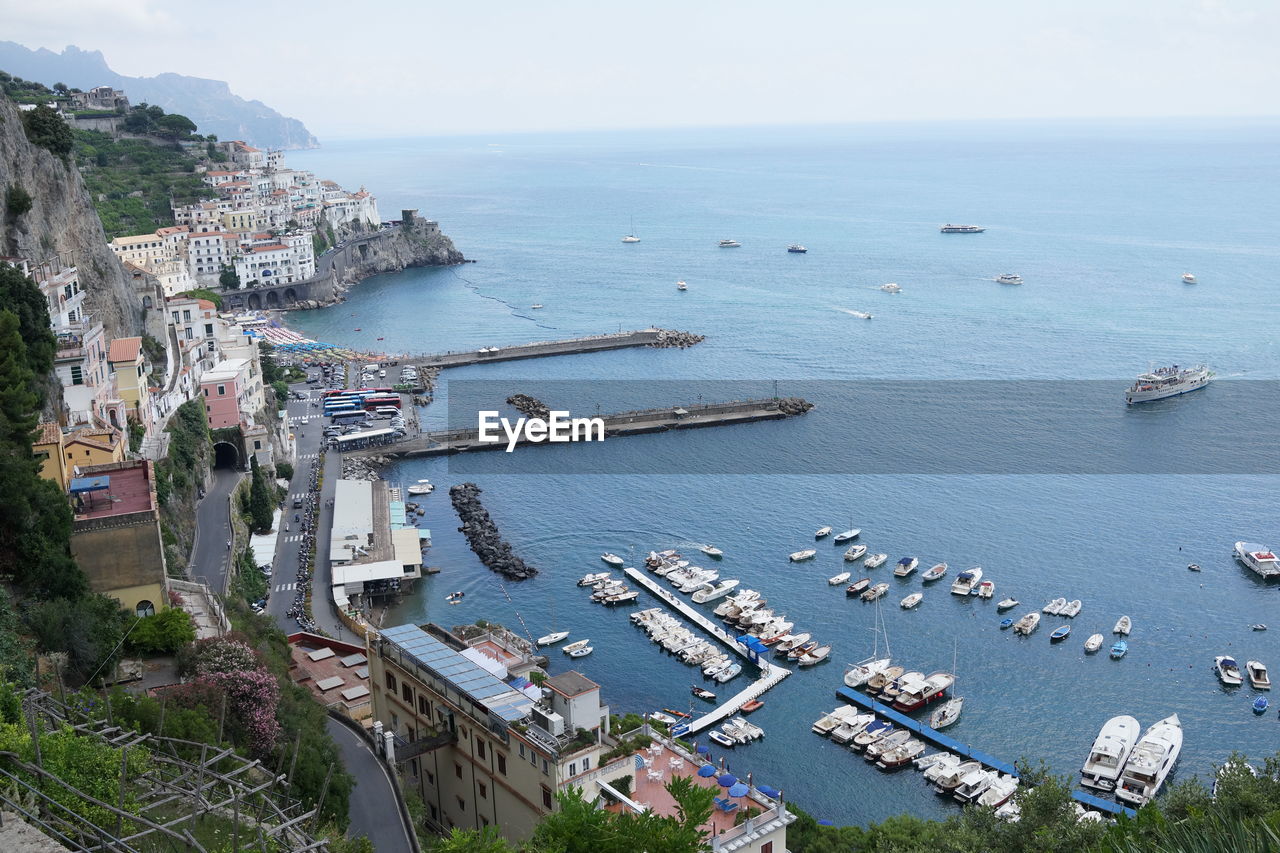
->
[
  {"left": 1084, "top": 633, "right": 1104, "bottom": 653},
  {"left": 1116, "top": 714, "right": 1183, "bottom": 807},
  {"left": 798, "top": 645, "right": 832, "bottom": 666},
  {"left": 864, "top": 553, "right": 888, "bottom": 569},
  {"left": 649, "top": 711, "right": 679, "bottom": 726},
  {"left": 930, "top": 696, "right": 963, "bottom": 730},
  {"left": 1114, "top": 615, "right": 1132, "bottom": 635},
  {"left": 851, "top": 720, "right": 895, "bottom": 750},
  {"left": 530, "top": 304, "right": 544, "bottom": 309},
  {"left": 1013, "top": 612, "right": 1041, "bottom": 635},
  {"left": 996, "top": 597, "right": 1019, "bottom": 611},
  {"left": 844, "top": 657, "right": 890, "bottom": 688},
  {"left": 900, "top": 592, "right": 923, "bottom": 609},
  {"left": 954, "top": 767, "right": 995, "bottom": 803},
  {"left": 877, "top": 738, "right": 927, "bottom": 769},
  {"left": 699, "top": 544, "right": 723, "bottom": 558},
  {"left": 933, "top": 760, "right": 982, "bottom": 794},
  {"left": 1061, "top": 599, "right": 1083, "bottom": 618},
  {"left": 1247, "top": 660, "right": 1271, "bottom": 690},
  {"left": 562, "top": 639, "right": 591, "bottom": 654},
  {"left": 995, "top": 801, "right": 1021, "bottom": 823},
  {"left": 1214, "top": 655, "right": 1244, "bottom": 686},
  {"left": 536, "top": 631, "right": 570, "bottom": 646},
  {"left": 864, "top": 729, "right": 911, "bottom": 760},
  {"left": 976, "top": 580, "right": 995, "bottom": 599},
  {"left": 691, "top": 578, "right": 739, "bottom": 604},
  {"left": 1080, "top": 714, "right": 1141, "bottom": 792},
  {"left": 922, "top": 753, "right": 962, "bottom": 782},
  {"left": 950, "top": 567, "right": 982, "bottom": 595},
  {"left": 922, "top": 562, "right": 949, "bottom": 582},
  {"left": 676, "top": 280, "right": 688, "bottom": 291},
  {"left": 940, "top": 224, "right": 986, "bottom": 233},
  {"left": 893, "top": 557, "right": 918, "bottom": 577},
  {"left": 880, "top": 282, "right": 902, "bottom": 293},
  {"left": 406, "top": 479, "right": 434, "bottom": 495},
  {"left": 601, "top": 553, "right": 625, "bottom": 566},
  {"left": 578, "top": 572, "right": 611, "bottom": 586},
  {"left": 815, "top": 526, "right": 833, "bottom": 539},
  {"left": 862, "top": 582, "right": 890, "bottom": 601},
  {"left": 833, "top": 528, "right": 861, "bottom": 543},
  {"left": 995, "top": 274, "right": 1023, "bottom": 285},
  {"left": 1125, "top": 364, "right": 1213, "bottom": 404},
  {"left": 978, "top": 774, "right": 1020, "bottom": 808},
  {"left": 828, "top": 571, "right": 852, "bottom": 586},
  {"left": 714, "top": 662, "right": 742, "bottom": 683},
  {"left": 843, "top": 544, "right": 868, "bottom": 562},
  {"left": 914, "top": 751, "right": 956, "bottom": 772},
  {"left": 776, "top": 633, "right": 811, "bottom": 655},
  {"left": 718, "top": 239, "right": 741, "bottom": 248},
  {"left": 568, "top": 645, "right": 593, "bottom": 658},
  {"left": 790, "top": 549, "right": 817, "bottom": 562},
  {"left": 1043, "top": 597, "right": 1067, "bottom": 615},
  {"left": 1182, "top": 273, "right": 1196, "bottom": 284},
  {"left": 707, "top": 730, "right": 736, "bottom": 748},
  {"left": 621, "top": 235, "right": 640, "bottom": 243},
  {"left": 1234, "top": 542, "right": 1280, "bottom": 578}
]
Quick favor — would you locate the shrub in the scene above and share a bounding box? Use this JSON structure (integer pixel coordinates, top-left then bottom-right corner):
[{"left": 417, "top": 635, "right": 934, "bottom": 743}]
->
[{"left": 5, "top": 184, "right": 32, "bottom": 216}]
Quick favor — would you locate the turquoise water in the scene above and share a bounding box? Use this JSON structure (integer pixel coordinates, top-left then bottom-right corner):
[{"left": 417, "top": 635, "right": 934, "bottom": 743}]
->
[{"left": 287, "top": 121, "right": 1280, "bottom": 825}]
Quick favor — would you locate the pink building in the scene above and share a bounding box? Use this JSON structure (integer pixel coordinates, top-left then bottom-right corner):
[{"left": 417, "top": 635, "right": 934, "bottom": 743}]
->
[{"left": 200, "top": 359, "right": 247, "bottom": 428}]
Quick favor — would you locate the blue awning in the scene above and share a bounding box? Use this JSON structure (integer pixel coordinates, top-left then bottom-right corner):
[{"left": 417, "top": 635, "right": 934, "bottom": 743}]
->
[{"left": 69, "top": 475, "right": 110, "bottom": 494}]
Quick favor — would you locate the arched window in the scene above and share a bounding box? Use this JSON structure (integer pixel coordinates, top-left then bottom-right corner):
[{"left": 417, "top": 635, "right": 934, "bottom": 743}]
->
[{"left": 136, "top": 600, "right": 155, "bottom": 618}]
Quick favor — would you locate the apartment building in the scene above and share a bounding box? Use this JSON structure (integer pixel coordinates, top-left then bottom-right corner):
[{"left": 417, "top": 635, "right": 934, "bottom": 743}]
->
[{"left": 200, "top": 357, "right": 264, "bottom": 429}]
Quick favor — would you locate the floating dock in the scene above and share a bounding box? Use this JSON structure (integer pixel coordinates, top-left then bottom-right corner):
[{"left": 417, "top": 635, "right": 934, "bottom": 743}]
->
[
  {"left": 345, "top": 397, "right": 810, "bottom": 458},
  {"left": 834, "top": 686, "right": 1136, "bottom": 818},
  {"left": 402, "top": 328, "right": 700, "bottom": 371},
  {"left": 625, "top": 568, "right": 790, "bottom": 736}
]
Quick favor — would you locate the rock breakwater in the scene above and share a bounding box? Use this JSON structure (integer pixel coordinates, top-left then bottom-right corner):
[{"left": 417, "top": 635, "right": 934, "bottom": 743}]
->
[
  {"left": 450, "top": 482, "right": 538, "bottom": 580},
  {"left": 649, "top": 329, "right": 705, "bottom": 349},
  {"left": 506, "top": 394, "right": 550, "bottom": 420}
]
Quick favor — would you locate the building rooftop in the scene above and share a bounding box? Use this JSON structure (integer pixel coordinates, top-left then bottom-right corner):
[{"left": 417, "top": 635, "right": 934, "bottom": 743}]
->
[
  {"left": 71, "top": 461, "right": 154, "bottom": 519},
  {"left": 288, "top": 632, "right": 371, "bottom": 714},
  {"left": 107, "top": 337, "right": 142, "bottom": 363},
  {"left": 546, "top": 671, "right": 599, "bottom": 699},
  {"left": 34, "top": 422, "right": 61, "bottom": 446},
  {"left": 381, "top": 624, "right": 535, "bottom": 723}
]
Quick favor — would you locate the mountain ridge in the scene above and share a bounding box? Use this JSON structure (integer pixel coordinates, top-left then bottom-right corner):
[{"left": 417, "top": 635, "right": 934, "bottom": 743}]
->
[{"left": 0, "top": 42, "right": 318, "bottom": 150}]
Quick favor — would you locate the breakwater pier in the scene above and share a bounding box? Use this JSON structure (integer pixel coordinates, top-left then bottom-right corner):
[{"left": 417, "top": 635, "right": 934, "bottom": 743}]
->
[
  {"left": 344, "top": 396, "right": 812, "bottom": 458},
  {"left": 401, "top": 328, "right": 703, "bottom": 371},
  {"left": 625, "top": 568, "right": 791, "bottom": 737}
]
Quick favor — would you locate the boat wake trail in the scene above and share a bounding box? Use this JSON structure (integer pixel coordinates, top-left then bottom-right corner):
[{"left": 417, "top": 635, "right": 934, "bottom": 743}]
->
[
  {"left": 832, "top": 306, "right": 873, "bottom": 319},
  {"left": 449, "top": 268, "right": 558, "bottom": 330}
]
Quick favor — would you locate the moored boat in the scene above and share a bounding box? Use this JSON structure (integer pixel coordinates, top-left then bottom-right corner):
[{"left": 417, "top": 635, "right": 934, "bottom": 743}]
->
[
  {"left": 996, "top": 597, "right": 1019, "bottom": 611},
  {"left": 707, "top": 730, "right": 736, "bottom": 748},
  {"left": 976, "top": 580, "right": 995, "bottom": 599},
  {"left": 950, "top": 567, "right": 982, "bottom": 595},
  {"left": 578, "top": 572, "right": 611, "bottom": 586},
  {"left": 1252, "top": 696, "right": 1269, "bottom": 714},
  {"left": 691, "top": 578, "right": 740, "bottom": 604},
  {"left": 977, "top": 774, "right": 1020, "bottom": 808},
  {"left": 894, "top": 557, "right": 919, "bottom": 577},
  {"left": 861, "top": 582, "right": 890, "bottom": 601},
  {"left": 845, "top": 578, "right": 871, "bottom": 596},
  {"left": 999, "top": 618, "right": 1013, "bottom": 630},
  {"left": 1246, "top": 660, "right": 1271, "bottom": 690},
  {"left": 568, "top": 645, "right": 593, "bottom": 658},
  {"left": 1110, "top": 639, "right": 1129, "bottom": 659},
  {"left": 900, "top": 592, "right": 923, "bottom": 609},
  {"left": 1115, "top": 714, "right": 1183, "bottom": 807},
  {"left": 1084, "top": 633, "right": 1104, "bottom": 653},
  {"left": 1114, "top": 615, "right": 1132, "bottom": 635},
  {"left": 930, "top": 697, "right": 963, "bottom": 730},
  {"left": 1043, "top": 597, "right": 1067, "bottom": 615},
  {"left": 798, "top": 645, "right": 832, "bottom": 666},
  {"left": 851, "top": 720, "right": 894, "bottom": 751},
  {"left": 864, "top": 553, "right": 888, "bottom": 569},
  {"left": 741, "top": 699, "right": 764, "bottom": 713},
  {"left": 1050, "top": 625, "right": 1071, "bottom": 642},
  {"left": 789, "top": 549, "right": 817, "bottom": 562},
  {"left": 933, "top": 760, "right": 982, "bottom": 794},
  {"left": 828, "top": 571, "right": 852, "bottom": 586},
  {"left": 922, "top": 562, "right": 948, "bottom": 582},
  {"left": 692, "top": 686, "right": 717, "bottom": 702},
  {"left": 1234, "top": 541, "right": 1280, "bottom": 578},
  {"left": 1061, "top": 599, "right": 1083, "bottom": 618},
  {"left": 953, "top": 767, "right": 995, "bottom": 803},
  {"left": 1215, "top": 655, "right": 1244, "bottom": 687},
  {"left": 601, "top": 553, "right": 624, "bottom": 566},
  {"left": 877, "top": 738, "right": 926, "bottom": 769},
  {"left": 1013, "top": 612, "right": 1041, "bottom": 635},
  {"left": 864, "top": 729, "right": 911, "bottom": 761},
  {"left": 833, "top": 528, "right": 861, "bottom": 543},
  {"left": 536, "top": 631, "right": 570, "bottom": 646},
  {"left": 843, "top": 544, "right": 868, "bottom": 562},
  {"left": 562, "top": 639, "right": 591, "bottom": 654},
  {"left": 1080, "top": 714, "right": 1141, "bottom": 792},
  {"left": 815, "top": 526, "right": 833, "bottom": 539}
]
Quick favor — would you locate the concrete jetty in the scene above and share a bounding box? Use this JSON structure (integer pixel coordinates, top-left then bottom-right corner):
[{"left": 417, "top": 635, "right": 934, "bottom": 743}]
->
[
  {"left": 402, "top": 328, "right": 703, "bottom": 371},
  {"left": 625, "top": 568, "right": 791, "bottom": 737},
  {"left": 344, "top": 396, "right": 813, "bottom": 458}
]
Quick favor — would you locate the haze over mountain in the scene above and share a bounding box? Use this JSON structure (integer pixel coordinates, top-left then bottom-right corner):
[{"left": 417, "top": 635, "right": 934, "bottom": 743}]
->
[{"left": 0, "top": 42, "right": 318, "bottom": 149}]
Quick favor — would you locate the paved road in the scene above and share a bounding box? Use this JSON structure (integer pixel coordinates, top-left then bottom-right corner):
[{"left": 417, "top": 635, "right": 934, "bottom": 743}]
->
[
  {"left": 326, "top": 718, "right": 415, "bottom": 853},
  {"left": 190, "top": 467, "right": 241, "bottom": 593}
]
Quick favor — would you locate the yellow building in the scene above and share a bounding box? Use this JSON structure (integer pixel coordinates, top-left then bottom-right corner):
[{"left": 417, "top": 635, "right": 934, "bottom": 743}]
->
[
  {"left": 32, "top": 422, "right": 68, "bottom": 488},
  {"left": 33, "top": 423, "right": 128, "bottom": 490},
  {"left": 107, "top": 337, "right": 152, "bottom": 425},
  {"left": 222, "top": 210, "right": 259, "bottom": 233}
]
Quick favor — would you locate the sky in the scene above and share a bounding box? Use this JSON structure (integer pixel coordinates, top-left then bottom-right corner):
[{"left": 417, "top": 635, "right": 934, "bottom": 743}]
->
[{"left": 1, "top": 0, "right": 1277, "bottom": 138}]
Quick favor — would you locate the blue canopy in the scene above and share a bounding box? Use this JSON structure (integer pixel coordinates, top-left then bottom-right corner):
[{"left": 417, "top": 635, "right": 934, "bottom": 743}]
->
[
  {"left": 728, "top": 782, "right": 749, "bottom": 797},
  {"left": 69, "top": 475, "right": 110, "bottom": 494},
  {"left": 717, "top": 773, "right": 737, "bottom": 787},
  {"left": 757, "top": 784, "right": 781, "bottom": 798},
  {"left": 697, "top": 764, "right": 717, "bottom": 778},
  {"left": 695, "top": 744, "right": 710, "bottom": 755}
]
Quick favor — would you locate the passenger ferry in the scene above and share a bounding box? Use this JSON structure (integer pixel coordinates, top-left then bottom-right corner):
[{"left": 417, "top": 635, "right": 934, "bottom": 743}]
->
[
  {"left": 1235, "top": 542, "right": 1280, "bottom": 578},
  {"left": 1124, "top": 364, "right": 1212, "bottom": 404},
  {"left": 940, "top": 224, "right": 985, "bottom": 233}
]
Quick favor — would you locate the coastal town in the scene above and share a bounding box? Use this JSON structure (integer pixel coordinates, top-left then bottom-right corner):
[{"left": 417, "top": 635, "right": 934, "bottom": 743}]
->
[{"left": 0, "top": 12, "right": 1278, "bottom": 853}]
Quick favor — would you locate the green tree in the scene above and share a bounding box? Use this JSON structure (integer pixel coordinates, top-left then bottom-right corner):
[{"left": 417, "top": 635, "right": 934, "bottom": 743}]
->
[
  {"left": 26, "top": 594, "right": 130, "bottom": 684},
  {"left": 0, "top": 263, "right": 57, "bottom": 377},
  {"left": 155, "top": 113, "right": 197, "bottom": 138},
  {"left": 427, "top": 827, "right": 515, "bottom": 852},
  {"left": 5, "top": 183, "right": 32, "bottom": 215},
  {"left": 20, "top": 104, "right": 73, "bottom": 157},
  {"left": 126, "top": 607, "right": 197, "bottom": 655},
  {"left": 248, "top": 456, "right": 273, "bottom": 533},
  {"left": 219, "top": 265, "right": 241, "bottom": 288},
  {"left": 0, "top": 311, "right": 38, "bottom": 448}
]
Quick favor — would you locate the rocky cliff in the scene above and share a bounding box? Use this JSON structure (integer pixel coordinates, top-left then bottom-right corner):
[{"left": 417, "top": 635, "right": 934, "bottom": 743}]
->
[
  {"left": 0, "top": 43, "right": 318, "bottom": 150},
  {"left": 0, "top": 96, "right": 141, "bottom": 341},
  {"left": 327, "top": 218, "right": 465, "bottom": 301}
]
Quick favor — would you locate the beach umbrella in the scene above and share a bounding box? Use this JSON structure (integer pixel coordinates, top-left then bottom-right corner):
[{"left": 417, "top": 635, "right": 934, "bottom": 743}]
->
[
  {"left": 757, "top": 784, "right": 781, "bottom": 798},
  {"left": 695, "top": 744, "right": 709, "bottom": 755},
  {"left": 717, "top": 774, "right": 737, "bottom": 787},
  {"left": 697, "top": 764, "right": 716, "bottom": 778},
  {"left": 728, "top": 782, "right": 749, "bottom": 798}
]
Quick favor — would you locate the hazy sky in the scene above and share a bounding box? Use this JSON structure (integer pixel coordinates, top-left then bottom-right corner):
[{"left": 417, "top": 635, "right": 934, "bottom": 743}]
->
[{"left": 2, "top": 0, "right": 1277, "bottom": 138}]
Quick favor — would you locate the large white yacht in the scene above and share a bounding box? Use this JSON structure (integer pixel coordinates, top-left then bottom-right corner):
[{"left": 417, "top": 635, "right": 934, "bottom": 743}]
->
[
  {"left": 1124, "top": 364, "right": 1212, "bottom": 404},
  {"left": 1234, "top": 542, "right": 1280, "bottom": 578},
  {"left": 1080, "top": 715, "right": 1142, "bottom": 791},
  {"left": 1115, "top": 715, "right": 1183, "bottom": 807}
]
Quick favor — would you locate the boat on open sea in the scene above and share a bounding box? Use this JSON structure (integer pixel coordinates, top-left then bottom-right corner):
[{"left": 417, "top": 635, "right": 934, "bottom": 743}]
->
[
  {"left": 718, "top": 239, "right": 741, "bottom": 248},
  {"left": 996, "top": 597, "right": 1019, "bottom": 611},
  {"left": 950, "top": 567, "right": 982, "bottom": 595},
  {"left": 894, "top": 557, "right": 918, "bottom": 577},
  {"left": 864, "top": 553, "right": 888, "bottom": 569},
  {"left": 1081, "top": 715, "right": 1141, "bottom": 792},
  {"left": 790, "top": 549, "right": 817, "bottom": 562},
  {"left": 880, "top": 282, "right": 902, "bottom": 293},
  {"left": 1125, "top": 364, "right": 1213, "bottom": 404},
  {"left": 787, "top": 244, "right": 808, "bottom": 253},
  {"left": 1234, "top": 542, "right": 1280, "bottom": 578},
  {"left": 601, "top": 553, "right": 625, "bottom": 566},
  {"left": 940, "top": 224, "right": 985, "bottom": 233},
  {"left": 834, "top": 527, "right": 861, "bottom": 543},
  {"left": 815, "top": 526, "right": 833, "bottom": 539},
  {"left": 1084, "top": 633, "right": 1104, "bottom": 653},
  {"left": 843, "top": 544, "right": 868, "bottom": 562},
  {"left": 536, "top": 631, "right": 570, "bottom": 646},
  {"left": 995, "top": 273, "right": 1023, "bottom": 285},
  {"left": 1182, "top": 273, "right": 1196, "bottom": 284},
  {"left": 676, "top": 280, "right": 688, "bottom": 291},
  {"left": 922, "top": 563, "right": 948, "bottom": 582},
  {"left": 1115, "top": 714, "right": 1183, "bottom": 807}
]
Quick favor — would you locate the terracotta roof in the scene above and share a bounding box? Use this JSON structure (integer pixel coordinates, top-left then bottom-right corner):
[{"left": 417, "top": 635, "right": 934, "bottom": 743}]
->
[
  {"left": 34, "top": 422, "right": 62, "bottom": 446},
  {"left": 249, "top": 244, "right": 289, "bottom": 253},
  {"left": 66, "top": 432, "right": 118, "bottom": 453},
  {"left": 107, "top": 337, "right": 142, "bottom": 363},
  {"left": 156, "top": 226, "right": 189, "bottom": 236}
]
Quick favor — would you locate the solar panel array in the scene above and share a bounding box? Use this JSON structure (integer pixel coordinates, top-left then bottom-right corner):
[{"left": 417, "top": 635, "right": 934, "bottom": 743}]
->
[{"left": 382, "top": 624, "right": 534, "bottom": 722}]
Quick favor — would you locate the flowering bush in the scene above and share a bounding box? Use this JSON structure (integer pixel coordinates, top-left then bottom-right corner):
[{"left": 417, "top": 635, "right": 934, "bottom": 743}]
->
[
  {"left": 170, "top": 636, "right": 280, "bottom": 755},
  {"left": 179, "top": 636, "right": 261, "bottom": 677}
]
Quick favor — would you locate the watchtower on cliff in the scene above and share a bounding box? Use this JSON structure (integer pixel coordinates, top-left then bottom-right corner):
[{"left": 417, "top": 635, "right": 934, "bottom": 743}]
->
[{"left": 401, "top": 209, "right": 417, "bottom": 225}]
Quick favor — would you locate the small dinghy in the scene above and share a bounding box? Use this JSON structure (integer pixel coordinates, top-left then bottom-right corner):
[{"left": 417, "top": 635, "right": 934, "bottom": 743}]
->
[
  {"left": 996, "top": 597, "right": 1019, "bottom": 611},
  {"left": 1050, "top": 625, "right": 1071, "bottom": 642},
  {"left": 1084, "top": 633, "right": 1104, "bottom": 653},
  {"left": 1113, "top": 615, "right": 1132, "bottom": 635},
  {"left": 828, "top": 571, "right": 852, "bottom": 586},
  {"left": 999, "top": 618, "right": 1014, "bottom": 630},
  {"left": 601, "top": 553, "right": 624, "bottom": 566},
  {"left": 900, "top": 592, "right": 924, "bottom": 609},
  {"left": 1253, "top": 696, "right": 1270, "bottom": 715},
  {"left": 790, "top": 549, "right": 817, "bottom": 562},
  {"left": 1110, "top": 639, "right": 1128, "bottom": 659}
]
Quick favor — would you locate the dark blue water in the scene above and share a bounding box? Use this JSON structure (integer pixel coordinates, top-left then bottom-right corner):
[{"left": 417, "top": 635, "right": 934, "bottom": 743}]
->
[{"left": 287, "top": 121, "right": 1280, "bottom": 825}]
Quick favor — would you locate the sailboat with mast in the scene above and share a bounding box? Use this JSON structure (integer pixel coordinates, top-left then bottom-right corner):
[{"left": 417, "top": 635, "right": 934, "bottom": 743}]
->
[
  {"left": 930, "top": 641, "right": 963, "bottom": 729},
  {"left": 621, "top": 216, "right": 640, "bottom": 243},
  {"left": 844, "top": 596, "right": 892, "bottom": 688}
]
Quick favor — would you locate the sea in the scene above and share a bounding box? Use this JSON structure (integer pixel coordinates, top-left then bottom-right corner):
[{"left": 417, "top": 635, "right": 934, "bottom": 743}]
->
[{"left": 285, "top": 119, "right": 1280, "bottom": 825}]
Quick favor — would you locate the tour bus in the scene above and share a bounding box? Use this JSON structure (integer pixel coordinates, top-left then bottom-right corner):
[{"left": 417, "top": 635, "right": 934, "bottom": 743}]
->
[
  {"left": 330, "top": 410, "right": 368, "bottom": 425},
  {"left": 361, "top": 394, "right": 401, "bottom": 411}
]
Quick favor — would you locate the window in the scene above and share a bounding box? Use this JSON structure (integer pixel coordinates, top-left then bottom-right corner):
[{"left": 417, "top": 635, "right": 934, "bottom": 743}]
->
[
  {"left": 204, "top": 323, "right": 214, "bottom": 337},
  {"left": 518, "top": 743, "right": 525, "bottom": 758},
  {"left": 182, "top": 310, "right": 191, "bottom": 322},
  {"left": 384, "top": 672, "right": 397, "bottom": 692},
  {"left": 70, "top": 365, "right": 83, "bottom": 385},
  {"left": 217, "top": 384, "right": 226, "bottom": 396},
  {"left": 496, "top": 755, "right": 506, "bottom": 776},
  {"left": 171, "top": 312, "right": 180, "bottom": 324},
  {"left": 478, "top": 782, "right": 487, "bottom": 799},
  {"left": 135, "top": 600, "right": 155, "bottom": 617},
  {"left": 569, "top": 762, "right": 576, "bottom": 777},
  {"left": 454, "top": 762, "right": 462, "bottom": 780},
  {"left": 761, "top": 844, "right": 773, "bottom": 853},
  {"left": 529, "top": 750, "right": 536, "bottom": 767},
  {"left": 477, "top": 740, "right": 486, "bottom": 760},
  {"left": 583, "top": 756, "right": 590, "bottom": 771},
  {"left": 541, "top": 786, "right": 553, "bottom": 810},
  {"left": 185, "top": 328, "right": 193, "bottom": 340},
  {"left": 542, "top": 758, "right": 549, "bottom": 775},
  {"left": 401, "top": 683, "right": 412, "bottom": 703},
  {"left": 417, "top": 696, "right": 430, "bottom": 716},
  {"left": 456, "top": 796, "right": 465, "bottom": 812}
]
